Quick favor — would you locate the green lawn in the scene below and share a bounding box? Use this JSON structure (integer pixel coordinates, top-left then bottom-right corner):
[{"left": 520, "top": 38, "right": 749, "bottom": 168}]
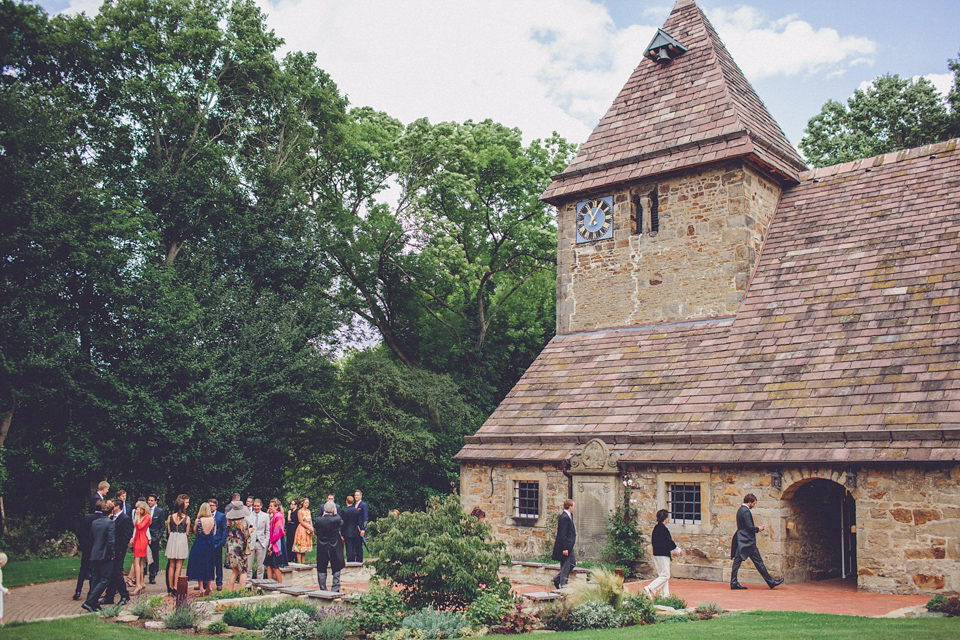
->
[
  {"left": 4, "top": 544, "right": 318, "bottom": 588},
  {"left": 0, "top": 611, "right": 955, "bottom": 640}
]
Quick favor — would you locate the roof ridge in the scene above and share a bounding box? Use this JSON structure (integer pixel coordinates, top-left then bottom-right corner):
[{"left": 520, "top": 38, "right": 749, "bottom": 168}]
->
[{"left": 800, "top": 138, "right": 960, "bottom": 181}]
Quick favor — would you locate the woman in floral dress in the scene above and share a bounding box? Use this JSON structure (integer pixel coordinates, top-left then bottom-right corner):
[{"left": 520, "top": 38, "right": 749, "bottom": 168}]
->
[
  {"left": 292, "top": 497, "right": 313, "bottom": 563},
  {"left": 223, "top": 499, "right": 251, "bottom": 591}
]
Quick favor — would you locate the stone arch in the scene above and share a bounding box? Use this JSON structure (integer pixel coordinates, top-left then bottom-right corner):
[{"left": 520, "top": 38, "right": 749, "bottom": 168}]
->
[{"left": 780, "top": 473, "right": 857, "bottom": 583}]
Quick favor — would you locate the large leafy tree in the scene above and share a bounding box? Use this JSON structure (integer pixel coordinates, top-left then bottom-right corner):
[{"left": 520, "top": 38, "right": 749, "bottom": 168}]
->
[{"left": 800, "top": 59, "right": 960, "bottom": 167}]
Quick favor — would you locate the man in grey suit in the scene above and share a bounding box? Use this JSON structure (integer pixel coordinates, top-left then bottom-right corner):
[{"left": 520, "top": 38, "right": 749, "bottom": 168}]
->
[
  {"left": 552, "top": 499, "right": 576, "bottom": 589},
  {"left": 247, "top": 499, "right": 270, "bottom": 579},
  {"left": 82, "top": 499, "right": 115, "bottom": 612},
  {"left": 730, "top": 493, "right": 783, "bottom": 590}
]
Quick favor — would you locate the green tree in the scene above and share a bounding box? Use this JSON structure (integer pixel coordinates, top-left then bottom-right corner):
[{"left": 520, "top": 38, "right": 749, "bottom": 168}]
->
[
  {"left": 370, "top": 493, "right": 511, "bottom": 610},
  {"left": 800, "top": 66, "right": 958, "bottom": 167}
]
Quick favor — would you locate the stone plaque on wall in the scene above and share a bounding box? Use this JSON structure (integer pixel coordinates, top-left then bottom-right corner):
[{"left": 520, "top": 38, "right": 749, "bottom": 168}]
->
[{"left": 569, "top": 439, "right": 620, "bottom": 559}]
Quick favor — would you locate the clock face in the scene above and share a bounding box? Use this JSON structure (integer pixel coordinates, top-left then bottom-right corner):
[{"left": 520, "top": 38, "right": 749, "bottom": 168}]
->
[{"left": 576, "top": 196, "right": 614, "bottom": 243}]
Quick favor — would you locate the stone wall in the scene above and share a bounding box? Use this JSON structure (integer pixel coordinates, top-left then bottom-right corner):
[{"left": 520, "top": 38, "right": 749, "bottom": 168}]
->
[
  {"left": 556, "top": 161, "right": 781, "bottom": 333},
  {"left": 464, "top": 460, "right": 960, "bottom": 595}
]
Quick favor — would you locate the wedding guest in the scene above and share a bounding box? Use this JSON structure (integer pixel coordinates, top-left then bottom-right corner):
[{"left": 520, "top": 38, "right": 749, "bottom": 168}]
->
[
  {"left": 165, "top": 497, "right": 190, "bottom": 595},
  {"left": 341, "top": 496, "right": 362, "bottom": 563},
  {"left": 74, "top": 500, "right": 102, "bottom": 600},
  {"left": 0, "top": 552, "right": 9, "bottom": 626},
  {"left": 265, "top": 499, "right": 285, "bottom": 583},
  {"left": 99, "top": 500, "right": 132, "bottom": 606},
  {"left": 186, "top": 502, "right": 218, "bottom": 596},
  {"left": 145, "top": 494, "right": 164, "bottom": 584},
  {"left": 131, "top": 501, "right": 151, "bottom": 595},
  {"left": 246, "top": 499, "right": 270, "bottom": 579},
  {"left": 292, "top": 497, "right": 313, "bottom": 563},
  {"left": 315, "top": 501, "right": 345, "bottom": 592},
  {"left": 645, "top": 509, "right": 682, "bottom": 597},
  {"left": 224, "top": 499, "right": 252, "bottom": 591},
  {"left": 285, "top": 499, "right": 300, "bottom": 561},
  {"left": 209, "top": 498, "right": 227, "bottom": 591}
]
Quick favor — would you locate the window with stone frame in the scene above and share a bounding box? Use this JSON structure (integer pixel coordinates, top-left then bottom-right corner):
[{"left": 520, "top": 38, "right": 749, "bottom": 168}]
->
[
  {"left": 667, "top": 481, "right": 701, "bottom": 524},
  {"left": 514, "top": 481, "right": 540, "bottom": 521}
]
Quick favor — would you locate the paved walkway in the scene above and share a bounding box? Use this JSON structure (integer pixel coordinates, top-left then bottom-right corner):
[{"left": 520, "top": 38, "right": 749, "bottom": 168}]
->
[{"left": 5, "top": 575, "right": 932, "bottom": 623}]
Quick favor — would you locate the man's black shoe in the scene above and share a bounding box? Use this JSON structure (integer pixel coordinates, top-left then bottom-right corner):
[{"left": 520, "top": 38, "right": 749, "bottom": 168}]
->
[
  {"left": 72, "top": 592, "right": 82, "bottom": 601},
  {"left": 731, "top": 584, "right": 748, "bottom": 590},
  {"left": 99, "top": 599, "right": 115, "bottom": 606},
  {"left": 118, "top": 598, "right": 130, "bottom": 605},
  {"left": 769, "top": 578, "right": 784, "bottom": 589},
  {"left": 148, "top": 578, "right": 156, "bottom": 584},
  {"left": 81, "top": 602, "right": 98, "bottom": 613}
]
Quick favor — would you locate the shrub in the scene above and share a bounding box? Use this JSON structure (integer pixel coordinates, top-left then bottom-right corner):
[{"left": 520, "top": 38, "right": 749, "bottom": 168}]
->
[
  {"left": 370, "top": 494, "right": 512, "bottom": 610},
  {"left": 131, "top": 594, "right": 167, "bottom": 619},
  {"left": 401, "top": 607, "right": 468, "bottom": 639},
  {"left": 466, "top": 589, "right": 514, "bottom": 628},
  {"left": 620, "top": 593, "right": 657, "bottom": 626},
  {"left": 537, "top": 600, "right": 574, "bottom": 631},
  {"left": 565, "top": 568, "right": 624, "bottom": 610},
  {"left": 658, "top": 612, "right": 696, "bottom": 624},
  {"left": 941, "top": 597, "right": 960, "bottom": 617},
  {"left": 600, "top": 490, "right": 646, "bottom": 576},
  {"left": 926, "top": 595, "right": 948, "bottom": 611},
  {"left": 206, "top": 619, "right": 229, "bottom": 634},
  {"left": 200, "top": 588, "right": 256, "bottom": 601},
  {"left": 164, "top": 601, "right": 209, "bottom": 630},
  {"left": 262, "top": 609, "right": 317, "bottom": 640},
  {"left": 314, "top": 617, "right": 350, "bottom": 640},
  {"left": 223, "top": 600, "right": 317, "bottom": 630},
  {"left": 491, "top": 603, "right": 538, "bottom": 635},
  {"left": 569, "top": 601, "right": 621, "bottom": 631},
  {"left": 348, "top": 578, "right": 408, "bottom": 634},
  {"left": 653, "top": 593, "right": 686, "bottom": 610},
  {"left": 695, "top": 601, "right": 724, "bottom": 619}
]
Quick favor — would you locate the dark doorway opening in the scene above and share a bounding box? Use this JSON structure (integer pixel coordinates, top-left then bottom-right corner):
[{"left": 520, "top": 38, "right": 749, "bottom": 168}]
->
[{"left": 783, "top": 478, "right": 857, "bottom": 582}]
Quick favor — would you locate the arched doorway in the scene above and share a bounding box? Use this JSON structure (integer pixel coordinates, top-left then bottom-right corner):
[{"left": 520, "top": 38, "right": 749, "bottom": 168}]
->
[{"left": 781, "top": 478, "right": 856, "bottom": 583}]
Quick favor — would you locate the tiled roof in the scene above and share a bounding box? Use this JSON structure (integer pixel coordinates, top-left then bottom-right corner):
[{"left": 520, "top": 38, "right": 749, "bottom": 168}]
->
[
  {"left": 457, "top": 139, "right": 960, "bottom": 465},
  {"left": 541, "top": 0, "right": 806, "bottom": 204}
]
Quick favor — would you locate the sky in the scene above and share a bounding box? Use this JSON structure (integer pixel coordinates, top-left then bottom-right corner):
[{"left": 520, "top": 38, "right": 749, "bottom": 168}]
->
[{"left": 36, "top": 0, "right": 960, "bottom": 158}]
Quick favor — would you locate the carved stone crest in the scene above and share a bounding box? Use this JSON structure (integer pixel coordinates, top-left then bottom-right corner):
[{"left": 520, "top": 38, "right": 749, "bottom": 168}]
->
[{"left": 569, "top": 438, "right": 619, "bottom": 475}]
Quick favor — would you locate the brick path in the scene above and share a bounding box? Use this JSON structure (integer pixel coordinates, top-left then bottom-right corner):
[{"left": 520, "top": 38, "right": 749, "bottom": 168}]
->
[{"left": 5, "top": 575, "right": 932, "bottom": 623}]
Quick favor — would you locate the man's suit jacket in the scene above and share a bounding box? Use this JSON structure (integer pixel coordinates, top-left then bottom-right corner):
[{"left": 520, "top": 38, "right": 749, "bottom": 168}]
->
[
  {"left": 89, "top": 492, "right": 105, "bottom": 514},
  {"left": 247, "top": 510, "right": 270, "bottom": 549},
  {"left": 355, "top": 500, "right": 368, "bottom": 532},
  {"left": 147, "top": 505, "right": 165, "bottom": 541},
  {"left": 88, "top": 514, "right": 115, "bottom": 563},
  {"left": 212, "top": 510, "right": 228, "bottom": 549},
  {"left": 118, "top": 501, "right": 133, "bottom": 518},
  {"left": 314, "top": 513, "right": 345, "bottom": 572},
  {"left": 78, "top": 511, "right": 100, "bottom": 556},
  {"left": 113, "top": 512, "right": 134, "bottom": 560},
  {"left": 340, "top": 505, "right": 362, "bottom": 539},
  {"left": 730, "top": 504, "right": 760, "bottom": 560},
  {"left": 551, "top": 511, "right": 576, "bottom": 562}
]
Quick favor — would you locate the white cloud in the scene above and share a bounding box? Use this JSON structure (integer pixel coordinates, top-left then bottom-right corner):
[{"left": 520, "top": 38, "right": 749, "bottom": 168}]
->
[
  {"left": 706, "top": 6, "right": 877, "bottom": 80},
  {"left": 921, "top": 73, "right": 955, "bottom": 100}
]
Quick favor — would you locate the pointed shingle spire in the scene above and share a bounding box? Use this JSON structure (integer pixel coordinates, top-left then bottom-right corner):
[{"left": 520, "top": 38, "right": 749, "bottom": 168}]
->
[{"left": 542, "top": 0, "right": 806, "bottom": 204}]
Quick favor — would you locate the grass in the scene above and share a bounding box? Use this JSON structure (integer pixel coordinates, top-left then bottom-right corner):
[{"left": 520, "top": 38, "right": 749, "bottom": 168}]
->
[{"left": 0, "top": 610, "right": 955, "bottom": 640}]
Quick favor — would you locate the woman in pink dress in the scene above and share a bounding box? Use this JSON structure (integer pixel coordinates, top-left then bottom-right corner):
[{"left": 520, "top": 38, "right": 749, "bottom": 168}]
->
[
  {"left": 265, "top": 498, "right": 286, "bottom": 583},
  {"left": 131, "top": 501, "right": 151, "bottom": 595}
]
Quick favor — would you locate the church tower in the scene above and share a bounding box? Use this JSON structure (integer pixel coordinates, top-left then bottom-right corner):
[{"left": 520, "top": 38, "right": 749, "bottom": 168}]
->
[{"left": 542, "top": 0, "right": 806, "bottom": 333}]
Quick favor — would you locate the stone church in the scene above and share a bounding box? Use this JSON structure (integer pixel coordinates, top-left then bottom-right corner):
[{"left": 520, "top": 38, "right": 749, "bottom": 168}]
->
[{"left": 455, "top": 0, "right": 959, "bottom": 595}]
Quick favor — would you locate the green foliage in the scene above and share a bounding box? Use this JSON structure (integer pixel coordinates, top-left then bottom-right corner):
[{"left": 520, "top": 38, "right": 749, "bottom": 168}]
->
[
  {"left": 566, "top": 568, "right": 624, "bottom": 610},
  {"left": 695, "top": 602, "right": 724, "bottom": 620},
  {"left": 466, "top": 589, "right": 515, "bottom": 628},
  {"left": 199, "top": 588, "right": 256, "bottom": 601},
  {"left": 370, "top": 494, "right": 511, "bottom": 610},
  {"left": 926, "top": 595, "right": 948, "bottom": 611},
  {"left": 313, "top": 616, "right": 350, "bottom": 640},
  {"left": 619, "top": 593, "right": 658, "bottom": 626},
  {"left": 131, "top": 595, "right": 167, "bottom": 620},
  {"left": 401, "top": 607, "right": 468, "bottom": 639},
  {"left": 800, "top": 61, "right": 960, "bottom": 167},
  {"left": 206, "top": 619, "right": 229, "bottom": 634},
  {"left": 490, "top": 603, "right": 538, "bottom": 635},
  {"left": 654, "top": 593, "right": 687, "bottom": 610},
  {"left": 347, "top": 578, "right": 409, "bottom": 634},
  {"left": 222, "top": 601, "right": 318, "bottom": 631},
  {"left": 164, "top": 601, "right": 208, "bottom": 630},
  {"left": 569, "top": 601, "right": 622, "bottom": 631},
  {"left": 926, "top": 595, "right": 960, "bottom": 617},
  {"left": 536, "top": 600, "right": 574, "bottom": 631},
  {"left": 600, "top": 492, "right": 646, "bottom": 575},
  {"left": 262, "top": 609, "right": 316, "bottom": 640}
]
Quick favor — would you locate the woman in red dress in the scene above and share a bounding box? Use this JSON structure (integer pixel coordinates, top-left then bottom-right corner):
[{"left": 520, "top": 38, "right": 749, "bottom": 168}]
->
[{"left": 132, "top": 501, "right": 151, "bottom": 595}]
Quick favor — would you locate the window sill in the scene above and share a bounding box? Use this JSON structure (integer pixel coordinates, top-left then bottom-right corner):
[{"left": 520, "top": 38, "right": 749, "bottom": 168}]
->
[{"left": 512, "top": 517, "right": 539, "bottom": 527}]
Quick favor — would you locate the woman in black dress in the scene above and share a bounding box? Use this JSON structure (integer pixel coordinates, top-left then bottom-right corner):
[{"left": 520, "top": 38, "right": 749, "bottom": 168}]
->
[{"left": 285, "top": 499, "right": 299, "bottom": 564}]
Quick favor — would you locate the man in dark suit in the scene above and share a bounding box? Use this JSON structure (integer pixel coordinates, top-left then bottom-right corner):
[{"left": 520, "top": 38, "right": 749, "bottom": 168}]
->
[
  {"left": 146, "top": 493, "right": 165, "bottom": 584},
  {"left": 730, "top": 493, "right": 783, "bottom": 590},
  {"left": 74, "top": 500, "right": 103, "bottom": 600},
  {"left": 82, "top": 499, "right": 115, "bottom": 612},
  {"left": 340, "top": 495, "right": 362, "bottom": 563},
  {"left": 314, "top": 501, "right": 345, "bottom": 591},
  {"left": 209, "top": 498, "right": 227, "bottom": 590},
  {"left": 115, "top": 489, "right": 133, "bottom": 518},
  {"left": 353, "top": 490, "right": 368, "bottom": 561},
  {"left": 100, "top": 499, "right": 132, "bottom": 605},
  {"left": 552, "top": 499, "right": 576, "bottom": 589},
  {"left": 89, "top": 481, "right": 110, "bottom": 513}
]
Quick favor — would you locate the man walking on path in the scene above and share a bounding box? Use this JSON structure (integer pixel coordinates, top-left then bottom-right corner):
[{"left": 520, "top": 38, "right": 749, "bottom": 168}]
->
[
  {"left": 74, "top": 501, "right": 102, "bottom": 600},
  {"left": 100, "top": 500, "right": 132, "bottom": 606},
  {"left": 552, "top": 499, "right": 576, "bottom": 589},
  {"left": 730, "top": 493, "right": 783, "bottom": 590},
  {"left": 81, "top": 500, "right": 115, "bottom": 612}
]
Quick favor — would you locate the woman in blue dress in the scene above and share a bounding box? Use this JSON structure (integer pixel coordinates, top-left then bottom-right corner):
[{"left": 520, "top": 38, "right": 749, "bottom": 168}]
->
[{"left": 186, "top": 502, "right": 218, "bottom": 595}]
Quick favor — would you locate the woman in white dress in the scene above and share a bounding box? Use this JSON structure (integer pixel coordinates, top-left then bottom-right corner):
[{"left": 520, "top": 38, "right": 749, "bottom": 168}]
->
[{"left": 165, "top": 496, "right": 191, "bottom": 595}]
